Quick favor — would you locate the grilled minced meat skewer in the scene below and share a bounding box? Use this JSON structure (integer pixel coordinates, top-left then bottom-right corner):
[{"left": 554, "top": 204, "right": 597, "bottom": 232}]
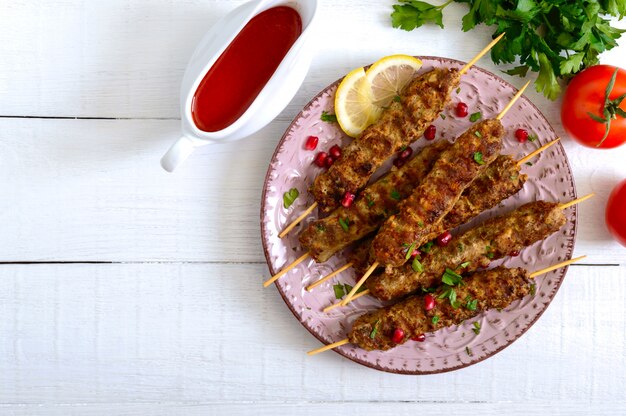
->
[
  {"left": 351, "top": 267, "right": 532, "bottom": 351},
  {"left": 307, "top": 256, "right": 585, "bottom": 354},
  {"left": 300, "top": 140, "right": 451, "bottom": 263},
  {"left": 366, "top": 200, "right": 566, "bottom": 301},
  {"left": 349, "top": 154, "right": 528, "bottom": 273},
  {"left": 371, "top": 118, "right": 504, "bottom": 268},
  {"left": 311, "top": 68, "right": 460, "bottom": 214}
]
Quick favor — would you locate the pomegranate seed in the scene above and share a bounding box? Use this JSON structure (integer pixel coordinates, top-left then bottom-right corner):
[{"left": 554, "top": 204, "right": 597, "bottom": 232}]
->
[
  {"left": 424, "top": 125, "right": 436, "bottom": 140},
  {"left": 424, "top": 294, "right": 436, "bottom": 311},
  {"left": 392, "top": 328, "right": 405, "bottom": 344},
  {"left": 341, "top": 191, "right": 356, "bottom": 208},
  {"left": 456, "top": 102, "right": 469, "bottom": 117},
  {"left": 412, "top": 333, "right": 426, "bottom": 342},
  {"left": 393, "top": 157, "right": 406, "bottom": 168},
  {"left": 324, "top": 155, "right": 334, "bottom": 168},
  {"left": 515, "top": 128, "right": 528, "bottom": 143},
  {"left": 304, "top": 135, "right": 319, "bottom": 151},
  {"left": 436, "top": 231, "right": 452, "bottom": 247},
  {"left": 313, "top": 152, "right": 327, "bottom": 167},
  {"left": 399, "top": 147, "right": 413, "bottom": 160},
  {"left": 329, "top": 144, "right": 342, "bottom": 159},
  {"left": 509, "top": 250, "right": 520, "bottom": 257}
]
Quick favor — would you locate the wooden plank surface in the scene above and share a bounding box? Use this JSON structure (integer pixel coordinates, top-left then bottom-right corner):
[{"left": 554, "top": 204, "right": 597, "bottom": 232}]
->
[
  {"left": 0, "top": 264, "right": 624, "bottom": 409},
  {"left": 0, "top": 117, "right": 624, "bottom": 263},
  {"left": 1, "top": 0, "right": 625, "bottom": 414}
]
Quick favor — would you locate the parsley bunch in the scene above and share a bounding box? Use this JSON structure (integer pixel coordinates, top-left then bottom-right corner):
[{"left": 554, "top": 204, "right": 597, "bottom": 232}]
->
[{"left": 391, "top": 0, "right": 626, "bottom": 99}]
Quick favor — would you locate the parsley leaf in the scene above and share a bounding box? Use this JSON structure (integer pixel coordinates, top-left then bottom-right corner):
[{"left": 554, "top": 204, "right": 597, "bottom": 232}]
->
[
  {"left": 370, "top": 320, "right": 380, "bottom": 339},
  {"left": 283, "top": 188, "right": 299, "bottom": 209},
  {"left": 432, "top": 315, "right": 440, "bottom": 325},
  {"left": 412, "top": 257, "right": 424, "bottom": 273},
  {"left": 391, "top": 1, "right": 449, "bottom": 31},
  {"left": 469, "top": 111, "right": 482, "bottom": 122},
  {"left": 333, "top": 283, "right": 345, "bottom": 299},
  {"left": 321, "top": 111, "right": 337, "bottom": 122},
  {"left": 390, "top": 190, "right": 401, "bottom": 201},
  {"left": 473, "top": 151, "right": 485, "bottom": 165},
  {"left": 339, "top": 217, "right": 350, "bottom": 232},
  {"left": 472, "top": 321, "right": 481, "bottom": 335},
  {"left": 420, "top": 241, "right": 434, "bottom": 253}
]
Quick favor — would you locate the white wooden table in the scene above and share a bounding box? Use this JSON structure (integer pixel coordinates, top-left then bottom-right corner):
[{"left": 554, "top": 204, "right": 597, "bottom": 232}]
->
[{"left": 1, "top": 1, "right": 625, "bottom": 414}]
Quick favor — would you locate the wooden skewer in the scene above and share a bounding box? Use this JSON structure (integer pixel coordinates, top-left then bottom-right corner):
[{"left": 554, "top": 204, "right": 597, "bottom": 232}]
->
[
  {"left": 459, "top": 33, "right": 506, "bottom": 75},
  {"left": 558, "top": 193, "right": 595, "bottom": 210},
  {"left": 263, "top": 252, "right": 310, "bottom": 287},
  {"left": 279, "top": 202, "right": 318, "bottom": 238},
  {"left": 516, "top": 138, "right": 560, "bottom": 166},
  {"left": 529, "top": 255, "right": 586, "bottom": 278},
  {"left": 323, "top": 289, "right": 370, "bottom": 313},
  {"left": 306, "top": 262, "right": 353, "bottom": 292},
  {"left": 496, "top": 81, "right": 531, "bottom": 120},
  {"left": 308, "top": 254, "right": 586, "bottom": 356},
  {"left": 306, "top": 338, "right": 350, "bottom": 356},
  {"left": 309, "top": 138, "right": 561, "bottom": 292},
  {"left": 341, "top": 262, "right": 379, "bottom": 306}
]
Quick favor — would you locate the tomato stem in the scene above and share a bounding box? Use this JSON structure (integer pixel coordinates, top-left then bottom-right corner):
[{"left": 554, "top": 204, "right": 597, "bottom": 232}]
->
[{"left": 588, "top": 68, "right": 626, "bottom": 147}]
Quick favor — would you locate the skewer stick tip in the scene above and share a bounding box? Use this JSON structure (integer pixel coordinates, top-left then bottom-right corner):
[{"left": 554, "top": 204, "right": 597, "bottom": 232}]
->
[
  {"left": 278, "top": 202, "right": 318, "bottom": 238},
  {"left": 307, "top": 338, "right": 350, "bottom": 356},
  {"left": 262, "top": 252, "right": 310, "bottom": 287},
  {"left": 496, "top": 80, "right": 531, "bottom": 120},
  {"left": 530, "top": 255, "right": 586, "bottom": 278},
  {"left": 459, "top": 32, "right": 506, "bottom": 75},
  {"left": 558, "top": 193, "right": 595, "bottom": 210},
  {"left": 341, "top": 262, "right": 378, "bottom": 306},
  {"left": 516, "top": 137, "right": 560, "bottom": 167},
  {"left": 306, "top": 262, "right": 353, "bottom": 292},
  {"left": 323, "top": 289, "right": 370, "bottom": 313}
]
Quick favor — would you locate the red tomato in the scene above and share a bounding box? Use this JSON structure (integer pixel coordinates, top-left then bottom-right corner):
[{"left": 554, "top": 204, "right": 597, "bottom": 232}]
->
[
  {"left": 606, "top": 179, "right": 626, "bottom": 247},
  {"left": 561, "top": 65, "right": 626, "bottom": 149}
]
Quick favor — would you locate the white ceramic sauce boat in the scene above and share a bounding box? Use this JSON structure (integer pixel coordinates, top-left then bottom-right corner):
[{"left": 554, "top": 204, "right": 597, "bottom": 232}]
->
[{"left": 161, "top": 0, "right": 318, "bottom": 172}]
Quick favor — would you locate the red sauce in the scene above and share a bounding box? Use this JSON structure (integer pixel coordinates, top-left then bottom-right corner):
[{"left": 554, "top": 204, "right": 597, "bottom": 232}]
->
[{"left": 191, "top": 6, "right": 302, "bottom": 132}]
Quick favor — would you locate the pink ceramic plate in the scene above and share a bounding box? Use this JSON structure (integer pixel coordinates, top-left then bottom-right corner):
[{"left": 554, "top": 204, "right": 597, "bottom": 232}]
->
[{"left": 260, "top": 57, "right": 577, "bottom": 374}]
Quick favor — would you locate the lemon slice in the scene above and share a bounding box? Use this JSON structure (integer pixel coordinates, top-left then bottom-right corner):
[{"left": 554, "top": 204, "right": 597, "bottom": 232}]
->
[
  {"left": 334, "top": 67, "right": 381, "bottom": 138},
  {"left": 365, "top": 55, "right": 423, "bottom": 107}
]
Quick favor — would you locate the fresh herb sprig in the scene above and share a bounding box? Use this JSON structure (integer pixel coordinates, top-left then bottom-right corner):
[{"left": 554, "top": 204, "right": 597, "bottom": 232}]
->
[{"left": 391, "top": 0, "right": 626, "bottom": 100}]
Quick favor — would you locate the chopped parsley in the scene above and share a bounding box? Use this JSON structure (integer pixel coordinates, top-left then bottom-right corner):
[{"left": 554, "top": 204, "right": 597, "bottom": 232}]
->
[
  {"left": 316, "top": 224, "right": 326, "bottom": 232},
  {"left": 412, "top": 257, "right": 424, "bottom": 273},
  {"left": 469, "top": 111, "right": 482, "bottom": 122},
  {"left": 420, "top": 241, "right": 434, "bottom": 253},
  {"left": 466, "top": 298, "right": 478, "bottom": 311},
  {"left": 526, "top": 162, "right": 533, "bottom": 166},
  {"left": 442, "top": 268, "right": 463, "bottom": 286},
  {"left": 431, "top": 315, "right": 440, "bottom": 325},
  {"left": 366, "top": 195, "right": 375, "bottom": 207},
  {"left": 466, "top": 346, "right": 473, "bottom": 357},
  {"left": 530, "top": 283, "right": 537, "bottom": 296},
  {"left": 485, "top": 245, "right": 495, "bottom": 259},
  {"left": 459, "top": 261, "right": 471, "bottom": 269},
  {"left": 440, "top": 113, "right": 447, "bottom": 120},
  {"left": 320, "top": 111, "right": 337, "bottom": 122},
  {"left": 473, "top": 151, "right": 485, "bottom": 165},
  {"left": 282, "top": 188, "right": 299, "bottom": 209},
  {"left": 338, "top": 217, "right": 350, "bottom": 232},
  {"left": 456, "top": 87, "right": 461, "bottom": 94},
  {"left": 472, "top": 321, "right": 481, "bottom": 335},
  {"left": 390, "top": 190, "right": 401, "bottom": 201},
  {"left": 404, "top": 242, "right": 417, "bottom": 260},
  {"left": 528, "top": 134, "right": 538, "bottom": 142},
  {"left": 393, "top": 95, "right": 402, "bottom": 103},
  {"left": 474, "top": 131, "right": 482, "bottom": 138},
  {"left": 370, "top": 320, "right": 380, "bottom": 339},
  {"left": 457, "top": 243, "right": 464, "bottom": 252},
  {"left": 418, "top": 220, "right": 424, "bottom": 228}
]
